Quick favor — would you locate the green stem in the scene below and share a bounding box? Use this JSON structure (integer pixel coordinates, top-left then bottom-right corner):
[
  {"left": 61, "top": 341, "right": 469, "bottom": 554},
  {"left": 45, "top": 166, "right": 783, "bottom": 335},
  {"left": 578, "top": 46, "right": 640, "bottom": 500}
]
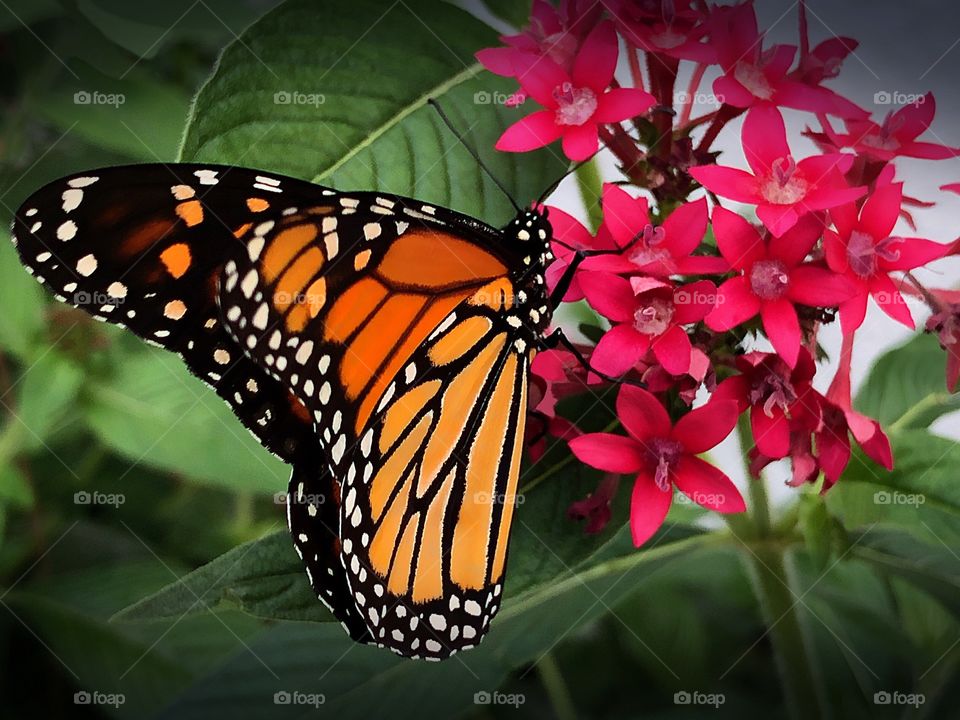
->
[
  {"left": 741, "top": 546, "right": 826, "bottom": 720},
  {"left": 575, "top": 159, "right": 604, "bottom": 233},
  {"left": 537, "top": 652, "right": 578, "bottom": 720}
]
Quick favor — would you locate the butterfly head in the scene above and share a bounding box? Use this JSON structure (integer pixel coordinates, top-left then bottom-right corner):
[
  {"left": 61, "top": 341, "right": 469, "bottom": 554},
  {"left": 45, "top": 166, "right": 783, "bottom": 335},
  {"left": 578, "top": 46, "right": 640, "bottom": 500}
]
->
[{"left": 505, "top": 207, "right": 554, "bottom": 271}]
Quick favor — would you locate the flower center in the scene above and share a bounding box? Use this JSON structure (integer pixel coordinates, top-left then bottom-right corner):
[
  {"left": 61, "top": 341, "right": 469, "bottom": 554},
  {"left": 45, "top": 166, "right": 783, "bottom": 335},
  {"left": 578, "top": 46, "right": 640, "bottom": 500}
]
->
[
  {"left": 553, "top": 83, "right": 598, "bottom": 126},
  {"left": 749, "top": 370, "right": 797, "bottom": 417},
  {"left": 846, "top": 232, "right": 901, "bottom": 278},
  {"left": 749, "top": 259, "right": 790, "bottom": 300},
  {"left": 734, "top": 62, "right": 775, "bottom": 100},
  {"left": 761, "top": 157, "right": 807, "bottom": 204},
  {"left": 633, "top": 296, "right": 675, "bottom": 336},
  {"left": 646, "top": 438, "right": 683, "bottom": 491}
]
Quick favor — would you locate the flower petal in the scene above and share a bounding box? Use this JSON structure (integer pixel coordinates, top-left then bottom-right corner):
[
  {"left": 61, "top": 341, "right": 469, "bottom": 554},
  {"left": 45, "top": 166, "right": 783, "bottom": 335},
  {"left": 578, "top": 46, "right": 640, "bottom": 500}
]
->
[
  {"left": 673, "top": 456, "right": 746, "bottom": 513},
  {"left": 706, "top": 276, "right": 761, "bottom": 331},
  {"left": 878, "top": 237, "right": 949, "bottom": 271},
  {"left": 689, "top": 166, "right": 763, "bottom": 204},
  {"left": 617, "top": 385, "right": 671, "bottom": 442},
  {"left": 869, "top": 273, "right": 914, "bottom": 328},
  {"left": 630, "top": 473, "right": 673, "bottom": 546},
  {"left": 572, "top": 20, "right": 618, "bottom": 92},
  {"left": 756, "top": 202, "right": 801, "bottom": 238},
  {"left": 561, "top": 123, "right": 600, "bottom": 161},
  {"left": 579, "top": 271, "right": 636, "bottom": 322},
  {"left": 787, "top": 265, "right": 856, "bottom": 306},
  {"left": 673, "top": 279, "right": 717, "bottom": 324},
  {"left": 712, "top": 206, "right": 765, "bottom": 269},
  {"left": 673, "top": 400, "right": 739, "bottom": 454},
  {"left": 594, "top": 87, "right": 655, "bottom": 123},
  {"left": 751, "top": 405, "right": 790, "bottom": 459},
  {"left": 569, "top": 433, "right": 644, "bottom": 473},
  {"left": 514, "top": 54, "right": 569, "bottom": 107},
  {"left": 652, "top": 325, "right": 692, "bottom": 376},
  {"left": 761, "top": 298, "right": 801, "bottom": 367},
  {"left": 591, "top": 324, "right": 649, "bottom": 376},
  {"left": 661, "top": 197, "right": 709, "bottom": 258},
  {"left": 859, "top": 182, "right": 903, "bottom": 241},
  {"left": 742, "top": 104, "right": 790, "bottom": 176},
  {"left": 496, "top": 110, "right": 563, "bottom": 152},
  {"left": 601, "top": 184, "right": 648, "bottom": 248}
]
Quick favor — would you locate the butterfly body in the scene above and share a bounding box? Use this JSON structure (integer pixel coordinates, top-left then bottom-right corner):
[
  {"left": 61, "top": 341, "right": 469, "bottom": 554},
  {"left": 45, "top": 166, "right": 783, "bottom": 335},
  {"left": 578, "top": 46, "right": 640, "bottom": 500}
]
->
[{"left": 12, "top": 163, "right": 556, "bottom": 659}]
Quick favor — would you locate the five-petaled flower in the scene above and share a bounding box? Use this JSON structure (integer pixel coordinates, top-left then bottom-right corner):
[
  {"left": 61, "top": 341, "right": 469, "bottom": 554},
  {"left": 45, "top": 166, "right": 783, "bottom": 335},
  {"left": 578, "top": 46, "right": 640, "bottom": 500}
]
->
[
  {"left": 690, "top": 105, "right": 867, "bottom": 237},
  {"left": 493, "top": 21, "right": 656, "bottom": 161},
  {"left": 705, "top": 208, "right": 855, "bottom": 367},
  {"left": 708, "top": 3, "right": 866, "bottom": 118},
  {"left": 824, "top": 182, "right": 949, "bottom": 332},
  {"left": 582, "top": 274, "right": 717, "bottom": 376},
  {"left": 570, "top": 386, "right": 743, "bottom": 546}
]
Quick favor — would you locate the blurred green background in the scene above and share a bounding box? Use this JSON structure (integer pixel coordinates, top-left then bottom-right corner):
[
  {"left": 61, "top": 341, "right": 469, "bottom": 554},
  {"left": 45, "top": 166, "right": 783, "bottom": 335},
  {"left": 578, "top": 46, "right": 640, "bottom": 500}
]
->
[{"left": 0, "top": 1, "right": 959, "bottom": 718}]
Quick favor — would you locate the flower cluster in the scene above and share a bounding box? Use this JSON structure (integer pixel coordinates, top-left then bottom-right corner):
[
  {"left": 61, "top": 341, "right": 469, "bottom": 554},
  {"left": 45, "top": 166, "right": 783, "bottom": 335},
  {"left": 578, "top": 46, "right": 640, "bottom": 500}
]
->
[{"left": 479, "top": 0, "right": 957, "bottom": 545}]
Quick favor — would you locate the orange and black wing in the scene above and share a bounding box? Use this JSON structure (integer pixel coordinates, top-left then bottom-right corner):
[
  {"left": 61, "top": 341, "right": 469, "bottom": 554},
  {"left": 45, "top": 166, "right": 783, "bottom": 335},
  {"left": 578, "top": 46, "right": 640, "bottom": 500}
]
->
[
  {"left": 10, "top": 164, "right": 370, "bottom": 637},
  {"left": 217, "top": 202, "right": 535, "bottom": 657}
]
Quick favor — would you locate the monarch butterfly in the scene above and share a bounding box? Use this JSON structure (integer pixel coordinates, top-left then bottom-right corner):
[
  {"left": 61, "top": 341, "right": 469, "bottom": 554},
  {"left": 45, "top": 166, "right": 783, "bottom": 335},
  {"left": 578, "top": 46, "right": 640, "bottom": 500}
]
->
[{"left": 10, "top": 125, "right": 596, "bottom": 660}]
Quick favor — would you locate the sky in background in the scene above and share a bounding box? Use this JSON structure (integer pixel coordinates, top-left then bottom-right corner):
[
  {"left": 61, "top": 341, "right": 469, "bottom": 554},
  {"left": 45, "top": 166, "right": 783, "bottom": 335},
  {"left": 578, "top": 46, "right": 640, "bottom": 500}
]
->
[{"left": 463, "top": 0, "right": 960, "bottom": 499}]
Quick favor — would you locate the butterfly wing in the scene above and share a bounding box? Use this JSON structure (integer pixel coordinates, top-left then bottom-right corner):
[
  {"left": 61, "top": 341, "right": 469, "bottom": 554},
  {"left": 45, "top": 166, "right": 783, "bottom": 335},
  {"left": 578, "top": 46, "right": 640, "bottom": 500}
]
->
[
  {"left": 11, "top": 164, "right": 368, "bottom": 633},
  {"left": 217, "top": 201, "right": 535, "bottom": 658},
  {"left": 339, "top": 302, "right": 531, "bottom": 659}
]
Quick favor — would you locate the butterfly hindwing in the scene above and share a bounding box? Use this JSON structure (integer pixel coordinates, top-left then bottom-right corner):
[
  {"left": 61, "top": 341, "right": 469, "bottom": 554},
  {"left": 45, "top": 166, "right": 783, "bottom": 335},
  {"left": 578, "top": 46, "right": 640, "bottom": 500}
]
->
[{"left": 337, "top": 301, "right": 531, "bottom": 658}]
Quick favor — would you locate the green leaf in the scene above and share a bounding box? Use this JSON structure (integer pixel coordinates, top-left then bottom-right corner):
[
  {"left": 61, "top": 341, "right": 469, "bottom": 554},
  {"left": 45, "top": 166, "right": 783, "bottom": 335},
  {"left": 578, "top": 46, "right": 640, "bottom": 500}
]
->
[
  {"left": 0, "top": 463, "right": 33, "bottom": 508},
  {"left": 0, "top": 234, "right": 46, "bottom": 360},
  {"left": 179, "top": 0, "right": 567, "bottom": 226},
  {"left": 479, "top": 0, "right": 533, "bottom": 29},
  {"left": 84, "top": 349, "right": 288, "bottom": 491},
  {"left": 825, "top": 430, "right": 960, "bottom": 548},
  {"left": 31, "top": 63, "right": 191, "bottom": 160},
  {"left": 150, "top": 534, "right": 713, "bottom": 720},
  {"left": 855, "top": 332, "right": 959, "bottom": 429},
  {"left": 799, "top": 495, "right": 832, "bottom": 573},
  {"left": 15, "top": 350, "right": 84, "bottom": 452},
  {"left": 75, "top": 0, "right": 283, "bottom": 58}
]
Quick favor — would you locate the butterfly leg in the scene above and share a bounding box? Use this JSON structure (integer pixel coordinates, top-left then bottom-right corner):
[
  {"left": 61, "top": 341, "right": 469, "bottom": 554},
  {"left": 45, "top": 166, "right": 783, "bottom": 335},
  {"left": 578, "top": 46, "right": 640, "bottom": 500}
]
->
[{"left": 541, "top": 327, "right": 646, "bottom": 388}]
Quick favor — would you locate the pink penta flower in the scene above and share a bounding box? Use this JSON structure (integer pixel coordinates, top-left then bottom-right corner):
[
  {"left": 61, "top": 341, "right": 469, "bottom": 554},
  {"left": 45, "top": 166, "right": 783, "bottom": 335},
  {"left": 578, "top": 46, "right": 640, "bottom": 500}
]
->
[
  {"left": 476, "top": 0, "right": 602, "bottom": 78},
  {"left": 494, "top": 21, "right": 656, "bottom": 161},
  {"left": 715, "top": 350, "right": 816, "bottom": 459},
  {"left": 581, "top": 274, "right": 717, "bottom": 376},
  {"left": 705, "top": 208, "right": 855, "bottom": 367},
  {"left": 569, "top": 386, "right": 744, "bottom": 546},
  {"left": 817, "top": 94, "right": 960, "bottom": 162},
  {"left": 814, "top": 392, "right": 893, "bottom": 490},
  {"left": 568, "top": 474, "right": 620, "bottom": 535},
  {"left": 605, "top": 0, "right": 714, "bottom": 63},
  {"left": 791, "top": 36, "right": 859, "bottom": 86},
  {"left": 589, "top": 185, "right": 728, "bottom": 276},
  {"left": 543, "top": 205, "right": 611, "bottom": 302},
  {"left": 825, "top": 182, "right": 949, "bottom": 332},
  {"left": 690, "top": 105, "right": 867, "bottom": 237},
  {"left": 708, "top": 3, "right": 865, "bottom": 118},
  {"left": 925, "top": 289, "right": 960, "bottom": 392}
]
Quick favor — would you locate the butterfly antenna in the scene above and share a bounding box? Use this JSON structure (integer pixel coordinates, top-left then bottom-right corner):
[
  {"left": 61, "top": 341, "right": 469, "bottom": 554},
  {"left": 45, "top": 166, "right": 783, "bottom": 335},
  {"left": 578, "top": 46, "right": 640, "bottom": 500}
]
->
[
  {"left": 536, "top": 154, "right": 598, "bottom": 207},
  {"left": 427, "top": 99, "right": 523, "bottom": 214}
]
